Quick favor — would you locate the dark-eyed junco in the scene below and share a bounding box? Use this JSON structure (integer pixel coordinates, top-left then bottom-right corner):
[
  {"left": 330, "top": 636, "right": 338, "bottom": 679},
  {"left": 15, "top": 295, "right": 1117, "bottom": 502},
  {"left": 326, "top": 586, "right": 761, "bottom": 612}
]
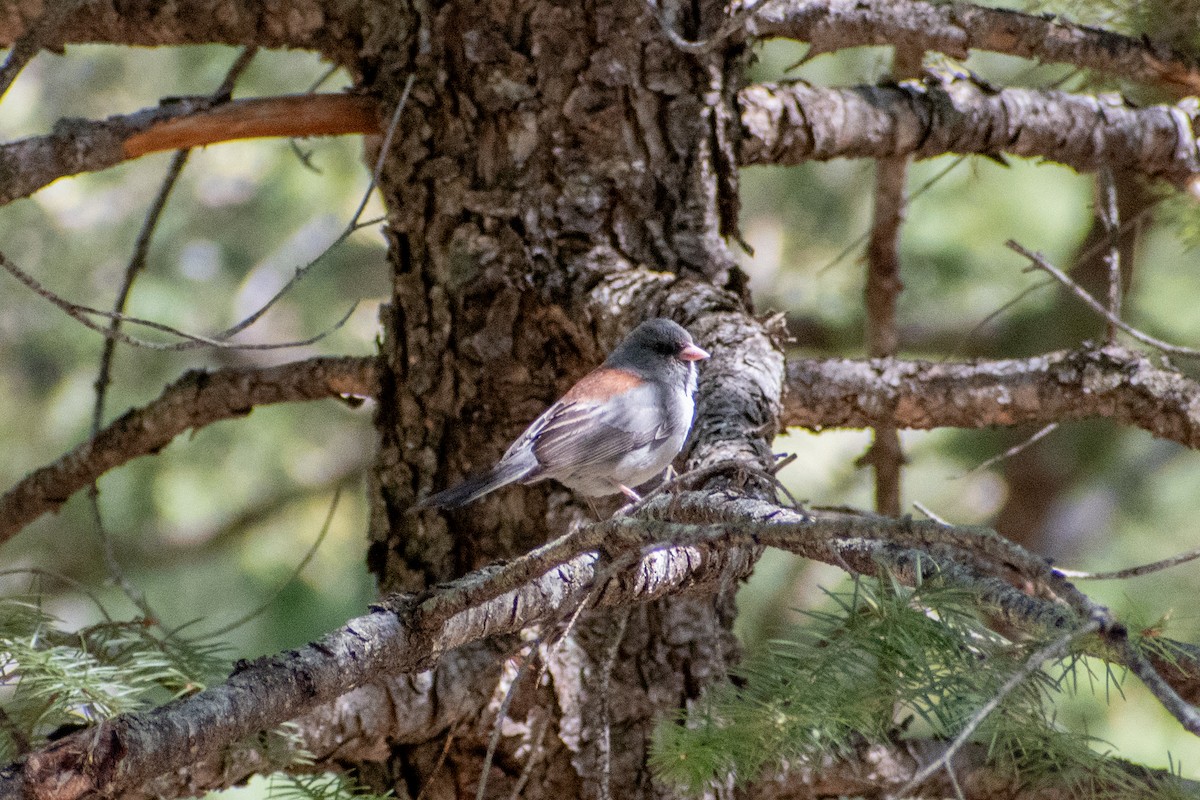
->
[{"left": 416, "top": 318, "right": 709, "bottom": 509}]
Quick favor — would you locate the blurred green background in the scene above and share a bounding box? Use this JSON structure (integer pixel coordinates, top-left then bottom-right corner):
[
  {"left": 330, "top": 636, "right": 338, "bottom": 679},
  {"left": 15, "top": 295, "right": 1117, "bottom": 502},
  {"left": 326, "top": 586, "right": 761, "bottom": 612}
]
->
[{"left": 4, "top": 4, "right": 1200, "bottom": 786}]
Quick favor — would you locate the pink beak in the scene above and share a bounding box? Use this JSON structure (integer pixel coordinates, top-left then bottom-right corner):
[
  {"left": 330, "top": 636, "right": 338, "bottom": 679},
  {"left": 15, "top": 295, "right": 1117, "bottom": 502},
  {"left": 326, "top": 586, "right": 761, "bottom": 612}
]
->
[{"left": 679, "top": 343, "right": 710, "bottom": 362}]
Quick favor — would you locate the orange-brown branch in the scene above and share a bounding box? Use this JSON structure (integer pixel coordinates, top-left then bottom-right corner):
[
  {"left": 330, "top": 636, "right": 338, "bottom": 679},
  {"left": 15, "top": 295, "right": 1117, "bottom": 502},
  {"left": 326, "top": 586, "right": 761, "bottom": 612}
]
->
[{"left": 123, "top": 93, "right": 380, "bottom": 158}]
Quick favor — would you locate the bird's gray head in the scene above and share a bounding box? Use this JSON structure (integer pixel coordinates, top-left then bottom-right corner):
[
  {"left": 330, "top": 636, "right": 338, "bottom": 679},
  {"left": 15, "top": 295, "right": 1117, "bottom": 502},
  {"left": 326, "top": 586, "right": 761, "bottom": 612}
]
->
[{"left": 606, "top": 318, "right": 709, "bottom": 384}]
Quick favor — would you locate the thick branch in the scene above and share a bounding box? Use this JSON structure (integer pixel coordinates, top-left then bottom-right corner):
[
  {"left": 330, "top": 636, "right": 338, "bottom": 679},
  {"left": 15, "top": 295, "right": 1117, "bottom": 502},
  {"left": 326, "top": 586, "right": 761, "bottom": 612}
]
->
[
  {"left": 0, "top": 94, "right": 379, "bottom": 205},
  {"left": 129, "top": 640, "right": 513, "bottom": 800},
  {"left": 4, "top": 491, "right": 1198, "bottom": 800},
  {"left": 785, "top": 345, "right": 1200, "bottom": 449},
  {"left": 9, "top": 345, "right": 1200, "bottom": 548},
  {"left": 6, "top": 81, "right": 1198, "bottom": 208},
  {"left": 739, "top": 79, "right": 1200, "bottom": 188},
  {"left": 0, "top": 355, "right": 379, "bottom": 547},
  {"left": 6, "top": 2, "right": 1200, "bottom": 97},
  {"left": 0, "top": 1, "right": 373, "bottom": 63},
  {"left": 749, "top": 0, "right": 1200, "bottom": 96}
]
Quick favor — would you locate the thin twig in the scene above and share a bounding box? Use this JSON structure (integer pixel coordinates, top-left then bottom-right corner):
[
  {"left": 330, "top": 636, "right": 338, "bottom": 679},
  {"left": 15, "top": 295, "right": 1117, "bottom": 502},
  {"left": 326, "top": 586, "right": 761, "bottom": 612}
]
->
[
  {"left": 0, "top": 248, "right": 357, "bottom": 350},
  {"left": 893, "top": 619, "right": 1100, "bottom": 798},
  {"left": 219, "top": 73, "right": 413, "bottom": 339},
  {"left": 817, "top": 157, "right": 965, "bottom": 278},
  {"left": 955, "top": 423, "right": 1059, "bottom": 479},
  {"left": 86, "top": 486, "right": 156, "bottom": 624},
  {"left": 1115, "top": 627, "right": 1200, "bottom": 735},
  {"left": 202, "top": 488, "right": 341, "bottom": 640},
  {"left": 0, "top": 567, "right": 114, "bottom": 622},
  {"left": 1098, "top": 168, "right": 1121, "bottom": 343},
  {"left": 93, "top": 147, "right": 191, "bottom": 430},
  {"left": 1008, "top": 239, "right": 1200, "bottom": 358},
  {"left": 950, "top": 200, "right": 1162, "bottom": 360},
  {"left": 911, "top": 500, "right": 948, "bottom": 525},
  {"left": 506, "top": 715, "right": 549, "bottom": 800},
  {"left": 0, "top": 0, "right": 84, "bottom": 101},
  {"left": 1057, "top": 541, "right": 1200, "bottom": 580},
  {"left": 623, "top": 458, "right": 798, "bottom": 517},
  {"left": 414, "top": 722, "right": 460, "bottom": 800},
  {"left": 597, "top": 609, "right": 630, "bottom": 800},
  {"left": 86, "top": 76, "right": 208, "bottom": 619},
  {"left": 475, "top": 643, "right": 535, "bottom": 800},
  {"left": 212, "top": 46, "right": 258, "bottom": 100},
  {"left": 943, "top": 759, "right": 966, "bottom": 800}
]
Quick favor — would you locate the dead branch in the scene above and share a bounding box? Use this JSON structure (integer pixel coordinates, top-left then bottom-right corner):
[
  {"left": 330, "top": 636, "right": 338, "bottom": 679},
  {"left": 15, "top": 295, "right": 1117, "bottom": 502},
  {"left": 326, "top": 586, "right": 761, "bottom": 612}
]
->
[
  {"left": 749, "top": 0, "right": 1200, "bottom": 96},
  {"left": 3, "top": 490, "right": 1198, "bottom": 800},
  {"left": 0, "top": 1, "right": 364, "bottom": 61},
  {"left": 8, "top": 343, "right": 1200, "bottom": 548},
  {"left": 7, "top": 1, "right": 1200, "bottom": 96},
  {"left": 0, "top": 356, "right": 379, "bottom": 546},
  {"left": 6, "top": 79, "right": 1199, "bottom": 211},
  {"left": 859, "top": 45, "right": 920, "bottom": 517},
  {"left": 1008, "top": 239, "right": 1200, "bottom": 358},
  {"left": 739, "top": 78, "right": 1200, "bottom": 188},
  {"left": 784, "top": 345, "right": 1200, "bottom": 449},
  {"left": 120, "top": 636, "right": 1200, "bottom": 800},
  {"left": 0, "top": 94, "right": 379, "bottom": 206}
]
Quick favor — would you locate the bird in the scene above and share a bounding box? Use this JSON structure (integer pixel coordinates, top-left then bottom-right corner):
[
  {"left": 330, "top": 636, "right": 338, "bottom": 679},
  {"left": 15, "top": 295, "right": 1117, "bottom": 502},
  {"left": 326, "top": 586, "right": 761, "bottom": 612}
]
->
[{"left": 415, "top": 318, "right": 710, "bottom": 509}]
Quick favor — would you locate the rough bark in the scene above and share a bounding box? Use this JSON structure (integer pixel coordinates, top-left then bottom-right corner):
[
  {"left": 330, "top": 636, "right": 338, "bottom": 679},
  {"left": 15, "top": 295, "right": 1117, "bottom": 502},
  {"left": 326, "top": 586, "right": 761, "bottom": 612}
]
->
[
  {"left": 7, "top": 490, "right": 1200, "bottom": 799},
  {"left": 740, "top": 79, "right": 1200, "bottom": 188},
  {"left": 3, "top": 2, "right": 1200, "bottom": 799},
  {"left": 783, "top": 346, "right": 1200, "bottom": 447},
  {"left": 10, "top": 345, "right": 1200, "bottom": 547},
  {"left": 7, "top": 82, "right": 1200, "bottom": 208},
  {"left": 8, "top": 1, "right": 1200, "bottom": 95},
  {"left": 360, "top": 0, "right": 760, "bottom": 796},
  {"left": 749, "top": 0, "right": 1200, "bottom": 96}
]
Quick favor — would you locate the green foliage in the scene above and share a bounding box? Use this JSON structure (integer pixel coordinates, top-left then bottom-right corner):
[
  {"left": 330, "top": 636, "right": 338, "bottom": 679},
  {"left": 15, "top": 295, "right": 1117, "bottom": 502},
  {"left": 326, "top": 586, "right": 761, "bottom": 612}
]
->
[
  {"left": 0, "top": 596, "right": 228, "bottom": 761},
  {"left": 651, "top": 577, "right": 1186, "bottom": 798},
  {"left": 266, "top": 773, "right": 391, "bottom": 800}
]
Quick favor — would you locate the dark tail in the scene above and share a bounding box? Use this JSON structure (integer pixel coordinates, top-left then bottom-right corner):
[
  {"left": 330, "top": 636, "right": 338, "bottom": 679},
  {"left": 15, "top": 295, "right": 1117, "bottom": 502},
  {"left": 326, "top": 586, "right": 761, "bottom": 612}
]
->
[{"left": 414, "top": 459, "right": 535, "bottom": 509}]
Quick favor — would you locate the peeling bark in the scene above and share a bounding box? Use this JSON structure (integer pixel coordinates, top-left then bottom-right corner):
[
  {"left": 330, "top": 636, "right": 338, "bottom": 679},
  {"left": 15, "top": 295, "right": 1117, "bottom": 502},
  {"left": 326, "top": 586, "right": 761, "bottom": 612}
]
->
[
  {"left": 740, "top": 79, "right": 1200, "bottom": 187},
  {"left": 783, "top": 346, "right": 1200, "bottom": 447},
  {"left": 749, "top": 0, "right": 1200, "bottom": 96}
]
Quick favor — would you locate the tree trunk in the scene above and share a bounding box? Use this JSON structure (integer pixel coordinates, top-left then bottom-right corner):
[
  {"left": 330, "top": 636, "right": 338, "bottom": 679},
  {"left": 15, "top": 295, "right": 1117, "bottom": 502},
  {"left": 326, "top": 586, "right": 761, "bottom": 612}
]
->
[{"left": 362, "top": 0, "right": 762, "bottom": 796}]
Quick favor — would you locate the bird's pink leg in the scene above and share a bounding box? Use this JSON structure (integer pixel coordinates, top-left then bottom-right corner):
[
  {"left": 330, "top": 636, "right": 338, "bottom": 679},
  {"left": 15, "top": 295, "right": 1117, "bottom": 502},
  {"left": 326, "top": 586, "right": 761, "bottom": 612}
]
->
[{"left": 619, "top": 485, "right": 642, "bottom": 502}]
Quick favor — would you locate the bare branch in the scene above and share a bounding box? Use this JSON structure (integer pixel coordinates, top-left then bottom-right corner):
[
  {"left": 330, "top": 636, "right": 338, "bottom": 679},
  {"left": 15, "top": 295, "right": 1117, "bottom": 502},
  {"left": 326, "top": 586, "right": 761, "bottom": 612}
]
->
[
  {"left": 0, "top": 356, "right": 379, "bottom": 546},
  {"left": 219, "top": 77, "right": 411, "bottom": 339},
  {"left": 3, "top": 490, "right": 1198, "bottom": 800},
  {"left": 860, "top": 45, "right": 920, "bottom": 517},
  {"left": 0, "top": 249, "right": 359, "bottom": 351},
  {"left": 1059, "top": 541, "right": 1200, "bottom": 580},
  {"left": 743, "top": 738, "right": 1197, "bottom": 799},
  {"left": 7, "top": 80, "right": 1199, "bottom": 213},
  {"left": 748, "top": 0, "right": 1200, "bottom": 95},
  {"left": 0, "top": 1, "right": 372, "bottom": 60},
  {"left": 0, "top": 94, "right": 380, "bottom": 206},
  {"left": 739, "top": 79, "right": 1200, "bottom": 188},
  {"left": 12, "top": 342, "right": 1195, "bottom": 549},
  {"left": 7, "top": 1, "right": 1200, "bottom": 96},
  {"left": 1008, "top": 240, "right": 1200, "bottom": 358},
  {"left": 784, "top": 346, "right": 1200, "bottom": 449},
  {"left": 1098, "top": 168, "right": 1123, "bottom": 342},
  {"left": 0, "top": 0, "right": 84, "bottom": 101},
  {"left": 957, "top": 422, "right": 1059, "bottom": 478}
]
